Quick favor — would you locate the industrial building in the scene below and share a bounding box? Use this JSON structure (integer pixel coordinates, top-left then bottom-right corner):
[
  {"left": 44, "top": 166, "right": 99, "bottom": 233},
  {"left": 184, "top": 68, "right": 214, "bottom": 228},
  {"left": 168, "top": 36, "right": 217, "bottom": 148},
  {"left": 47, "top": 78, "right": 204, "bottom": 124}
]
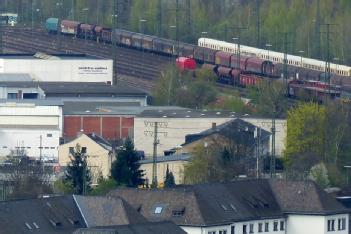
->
[
  {"left": 0, "top": 99, "right": 63, "bottom": 160},
  {"left": 0, "top": 53, "right": 113, "bottom": 83}
]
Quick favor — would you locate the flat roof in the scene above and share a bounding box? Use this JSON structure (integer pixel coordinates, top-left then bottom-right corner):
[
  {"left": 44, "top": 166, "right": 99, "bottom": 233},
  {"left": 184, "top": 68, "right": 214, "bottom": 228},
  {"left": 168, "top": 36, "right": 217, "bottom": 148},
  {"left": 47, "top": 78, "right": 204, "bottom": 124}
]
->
[
  {"left": 0, "top": 73, "right": 33, "bottom": 82},
  {"left": 138, "top": 109, "right": 243, "bottom": 118},
  {"left": 0, "top": 53, "right": 109, "bottom": 60},
  {"left": 0, "top": 99, "right": 64, "bottom": 106}
]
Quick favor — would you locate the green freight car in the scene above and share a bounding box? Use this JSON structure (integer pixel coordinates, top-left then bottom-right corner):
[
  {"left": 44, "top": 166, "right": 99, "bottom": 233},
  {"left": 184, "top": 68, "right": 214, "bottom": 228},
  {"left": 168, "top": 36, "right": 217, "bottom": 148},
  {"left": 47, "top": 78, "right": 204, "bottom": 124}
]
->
[{"left": 45, "top": 18, "right": 59, "bottom": 33}]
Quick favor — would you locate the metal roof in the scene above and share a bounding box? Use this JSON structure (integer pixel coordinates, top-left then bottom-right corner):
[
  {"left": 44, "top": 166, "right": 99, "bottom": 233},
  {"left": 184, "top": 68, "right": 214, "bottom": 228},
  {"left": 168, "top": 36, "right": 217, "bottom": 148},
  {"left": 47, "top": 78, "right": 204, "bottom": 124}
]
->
[{"left": 0, "top": 53, "right": 108, "bottom": 60}]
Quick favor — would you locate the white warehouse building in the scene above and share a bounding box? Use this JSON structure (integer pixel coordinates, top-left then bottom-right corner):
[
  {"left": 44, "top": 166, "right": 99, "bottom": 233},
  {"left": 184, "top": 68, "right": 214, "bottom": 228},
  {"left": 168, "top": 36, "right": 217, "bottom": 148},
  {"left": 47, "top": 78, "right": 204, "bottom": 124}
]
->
[
  {"left": 0, "top": 100, "right": 63, "bottom": 160},
  {"left": 0, "top": 53, "right": 113, "bottom": 83}
]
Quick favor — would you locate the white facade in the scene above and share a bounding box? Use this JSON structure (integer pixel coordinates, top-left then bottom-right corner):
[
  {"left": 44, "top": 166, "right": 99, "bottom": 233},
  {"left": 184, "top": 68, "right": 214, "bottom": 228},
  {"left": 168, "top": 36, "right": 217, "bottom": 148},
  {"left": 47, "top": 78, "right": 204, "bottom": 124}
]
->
[
  {"left": 0, "top": 58, "right": 113, "bottom": 83},
  {"left": 134, "top": 117, "right": 233, "bottom": 157},
  {"left": 180, "top": 214, "right": 349, "bottom": 234},
  {"left": 181, "top": 218, "right": 286, "bottom": 234},
  {"left": 0, "top": 102, "right": 63, "bottom": 160},
  {"left": 287, "top": 214, "right": 349, "bottom": 234}
]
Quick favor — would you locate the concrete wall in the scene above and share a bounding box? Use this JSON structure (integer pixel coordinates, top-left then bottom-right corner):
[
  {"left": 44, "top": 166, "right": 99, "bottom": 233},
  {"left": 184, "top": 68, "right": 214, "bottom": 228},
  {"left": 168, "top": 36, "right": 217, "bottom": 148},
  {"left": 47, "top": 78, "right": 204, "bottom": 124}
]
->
[
  {"left": 134, "top": 117, "right": 233, "bottom": 157},
  {"left": 58, "top": 134, "right": 112, "bottom": 183},
  {"left": 0, "top": 59, "right": 113, "bottom": 83}
]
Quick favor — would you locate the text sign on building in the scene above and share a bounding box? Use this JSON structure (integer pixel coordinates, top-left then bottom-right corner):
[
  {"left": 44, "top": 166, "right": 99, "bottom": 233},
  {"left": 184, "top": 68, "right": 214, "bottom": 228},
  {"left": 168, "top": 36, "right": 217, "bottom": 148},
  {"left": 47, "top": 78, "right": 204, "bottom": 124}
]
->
[{"left": 77, "top": 66, "right": 109, "bottom": 75}]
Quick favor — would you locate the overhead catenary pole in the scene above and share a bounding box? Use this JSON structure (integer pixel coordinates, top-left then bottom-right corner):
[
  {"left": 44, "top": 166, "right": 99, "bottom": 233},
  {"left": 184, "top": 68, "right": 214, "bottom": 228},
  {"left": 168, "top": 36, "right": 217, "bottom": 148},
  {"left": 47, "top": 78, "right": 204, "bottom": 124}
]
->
[
  {"left": 185, "top": 0, "right": 192, "bottom": 42},
  {"left": 270, "top": 110, "right": 276, "bottom": 178},
  {"left": 256, "top": 0, "right": 260, "bottom": 47},
  {"left": 176, "top": 0, "right": 180, "bottom": 57},
  {"left": 315, "top": 0, "right": 321, "bottom": 59},
  {"left": 152, "top": 122, "right": 159, "bottom": 188},
  {"left": 157, "top": 0, "right": 162, "bottom": 37},
  {"left": 112, "top": 0, "right": 118, "bottom": 86}
]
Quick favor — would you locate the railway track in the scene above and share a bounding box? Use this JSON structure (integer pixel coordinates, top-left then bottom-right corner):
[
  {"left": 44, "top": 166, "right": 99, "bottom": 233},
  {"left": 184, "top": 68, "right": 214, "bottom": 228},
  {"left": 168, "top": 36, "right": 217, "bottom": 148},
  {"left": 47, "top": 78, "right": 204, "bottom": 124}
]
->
[{"left": 1, "top": 26, "right": 172, "bottom": 91}]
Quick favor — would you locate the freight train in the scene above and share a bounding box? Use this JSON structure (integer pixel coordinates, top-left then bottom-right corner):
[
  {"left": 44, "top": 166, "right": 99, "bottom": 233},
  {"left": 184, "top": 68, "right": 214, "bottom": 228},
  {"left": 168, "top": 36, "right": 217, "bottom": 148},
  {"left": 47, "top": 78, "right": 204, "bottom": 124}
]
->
[{"left": 44, "top": 18, "right": 344, "bottom": 101}]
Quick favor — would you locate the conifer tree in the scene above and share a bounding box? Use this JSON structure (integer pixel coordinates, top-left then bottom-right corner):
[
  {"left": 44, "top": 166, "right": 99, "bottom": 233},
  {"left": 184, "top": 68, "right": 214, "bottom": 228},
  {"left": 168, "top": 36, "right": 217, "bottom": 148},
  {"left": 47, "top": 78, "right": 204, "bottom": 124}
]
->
[
  {"left": 111, "top": 138, "right": 144, "bottom": 187},
  {"left": 65, "top": 144, "right": 91, "bottom": 195},
  {"left": 164, "top": 165, "right": 176, "bottom": 188}
]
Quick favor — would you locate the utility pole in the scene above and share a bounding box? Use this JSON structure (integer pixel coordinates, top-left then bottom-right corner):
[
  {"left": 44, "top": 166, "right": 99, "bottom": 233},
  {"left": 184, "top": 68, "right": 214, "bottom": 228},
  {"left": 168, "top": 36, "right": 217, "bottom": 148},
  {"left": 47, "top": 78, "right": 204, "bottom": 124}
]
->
[
  {"left": 72, "top": 0, "right": 76, "bottom": 20},
  {"left": 185, "top": 0, "right": 192, "bottom": 42},
  {"left": 270, "top": 110, "right": 276, "bottom": 178},
  {"left": 256, "top": 0, "right": 260, "bottom": 47},
  {"left": 157, "top": 0, "right": 162, "bottom": 37},
  {"left": 112, "top": 0, "right": 118, "bottom": 86},
  {"left": 315, "top": 0, "right": 321, "bottom": 59},
  {"left": 152, "top": 122, "right": 159, "bottom": 188},
  {"left": 176, "top": 0, "right": 180, "bottom": 57}
]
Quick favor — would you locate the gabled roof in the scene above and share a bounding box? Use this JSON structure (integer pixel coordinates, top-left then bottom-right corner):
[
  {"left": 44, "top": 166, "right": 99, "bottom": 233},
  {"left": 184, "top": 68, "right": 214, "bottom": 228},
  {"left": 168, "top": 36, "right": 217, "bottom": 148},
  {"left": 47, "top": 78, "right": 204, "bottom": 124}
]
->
[
  {"left": 73, "top": 221, "right": 187, "bottom": 234},
  {"left": 269, "top": 180, "right": 349, "bottom": 215},
  {"left": 108, "top": 180, "right": 282, "bottom": 227},
  {"left": 0, "top": 195, "right": 149, "bottom": 234},
  {"left": 183, "top": 118, "right": 271, "bottom": 146},
  {"left": 108, "top": 179, "right": 349, "bottom": 227},
  {"left": 0, "top": 195, "right": 86, "bottom": 233},
  {"left": 86, "top": 133, "right": 112, "bottom": 152},
  {"left": 74, "top": 196, "right": 147, "bottom": 227}
]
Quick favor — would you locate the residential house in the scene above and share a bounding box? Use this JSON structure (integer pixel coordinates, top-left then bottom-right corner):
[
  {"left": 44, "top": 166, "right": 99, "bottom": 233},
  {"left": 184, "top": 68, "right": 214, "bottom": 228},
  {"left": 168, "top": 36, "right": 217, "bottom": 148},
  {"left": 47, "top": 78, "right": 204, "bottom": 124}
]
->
[
  {"left": 58, "top": 133, "right": 113, "bottom": 183},
  {"left": 0, "top": 195, "right": 147, "bottom": 234},
  {"left": 108, "top": 179, "right": 349, "bottom": 234}
]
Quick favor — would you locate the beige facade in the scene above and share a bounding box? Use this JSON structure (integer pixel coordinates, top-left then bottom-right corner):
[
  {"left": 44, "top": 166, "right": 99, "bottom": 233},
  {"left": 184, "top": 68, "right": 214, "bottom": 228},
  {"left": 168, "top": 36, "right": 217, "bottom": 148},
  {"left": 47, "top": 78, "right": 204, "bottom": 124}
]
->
[
  {"left": 134, "top": 117, "right": 233, "bottom": 158},
  {"left": 140, "top": 156, "right": 190, "bottom": 185},
  {"left": 58, "top": 134, "right": 112, "bottom": 183}
]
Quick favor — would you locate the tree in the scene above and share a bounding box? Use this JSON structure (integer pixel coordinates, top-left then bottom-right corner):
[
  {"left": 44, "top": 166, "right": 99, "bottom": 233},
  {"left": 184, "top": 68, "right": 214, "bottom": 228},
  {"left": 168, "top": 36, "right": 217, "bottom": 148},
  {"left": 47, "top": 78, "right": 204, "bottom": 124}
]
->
[
  {"left": 309, "top": 163, "right": 330, "bottom": 189},
  {"left": 111, "top": 138, "right": 144, "bottom": 187},
  {"left": 164, "top": 165, "right": 175, "bottom": 188},
  {"left": 285, "top": 103, "right": 326, "bottom": 162},
  {"left": 7, "top": 160, "right": 53, "bottom": 199},
  {"left": 65, "top": 144, "right": 92, "bottom": 195}
]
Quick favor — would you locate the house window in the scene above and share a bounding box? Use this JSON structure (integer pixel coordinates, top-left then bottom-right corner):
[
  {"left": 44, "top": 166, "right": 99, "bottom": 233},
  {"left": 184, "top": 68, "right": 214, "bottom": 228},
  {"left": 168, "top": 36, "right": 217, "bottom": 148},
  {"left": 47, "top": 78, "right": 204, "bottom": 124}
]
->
[
  {"left": 273, "top": 221, "right": 278, "bottom": 231},
  {"left": 47, "top": 133, "right": 52, "bottom": 137},
  {"left": 219, "top": 230, "right": 227, "bottom": 234},
  {"left": 231, "top": 226, "right": 235, "bottom": 234},
  {"left": 81, "top": 147, "right": 87, "bottom": 154},
  {"left": 243, "top": 224, "right": 247, "bottom": 234},
  {"left": 265, "top": 222, "right": 269, "bottom": 232},
  {"left": 327, "top": 219, "right": 335, "bottom": 231},
  {"left": 208, "top": 231, "right": 216, "bottom": 234},
  {"left": 249, "top": 224, "right": 254, "bottom": 234},
  {"left": 280, "top": 221, "right": 285, "bottom": 231},
  {"left": 258, "top": 223, "right": 263, "bottom": 232},
  {"left": 338, "top": 218, "right": 346, "bottom": 230}
]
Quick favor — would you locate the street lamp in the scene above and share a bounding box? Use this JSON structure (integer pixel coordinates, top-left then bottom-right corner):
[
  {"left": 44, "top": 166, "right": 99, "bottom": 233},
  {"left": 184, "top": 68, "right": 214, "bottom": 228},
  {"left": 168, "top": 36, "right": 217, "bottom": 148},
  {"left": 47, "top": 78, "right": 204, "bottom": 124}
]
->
[
  {"left": 201, "top": 31, "right": 208, "bottom": 64},
  {"left": 170, "top": 25, "right": 176, "bottom": 57},
  {"left": 265, "top": 43, "right": 272, "bottom": 61}
]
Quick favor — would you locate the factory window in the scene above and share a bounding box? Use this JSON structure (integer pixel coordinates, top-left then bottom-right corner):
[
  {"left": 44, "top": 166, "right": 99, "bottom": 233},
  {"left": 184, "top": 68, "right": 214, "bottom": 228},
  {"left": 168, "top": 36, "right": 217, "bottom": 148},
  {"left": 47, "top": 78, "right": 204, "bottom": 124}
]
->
[
  {"left": 2, "top": 146, "right": 7, "bottom": 149},
  {"left": 258, "top": 223, "right": 263, "bottom": 232},
  {"left": 219, "top": 230, "right": 227, "bottom": 234},
  {"left": 47, "top": 134, "right": 52, "bottom": 137},
  {"left": 50, "top": 147, "right": 55, "bottom": 149},
  {"left": 243, "top": 224, "right": 247, "bottom": 234},
  {"left": 7, "top": 93, "right": 17, "bottom": 99},
  {"left": 265, "top": 222, "right": 269, "bottom": 232},
  {"left": 23, "top": 93, "right": 38, "bottom": 99},
  {"left": 231, "top": 226, "right": 235, "bottom": 234}
]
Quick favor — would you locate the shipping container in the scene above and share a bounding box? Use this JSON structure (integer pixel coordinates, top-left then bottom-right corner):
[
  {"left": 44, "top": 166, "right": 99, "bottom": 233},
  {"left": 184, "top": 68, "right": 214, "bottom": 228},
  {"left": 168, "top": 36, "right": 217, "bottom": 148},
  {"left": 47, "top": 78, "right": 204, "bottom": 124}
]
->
[{"left": 45, "top": 18, "right": 59, "bottom": 33}]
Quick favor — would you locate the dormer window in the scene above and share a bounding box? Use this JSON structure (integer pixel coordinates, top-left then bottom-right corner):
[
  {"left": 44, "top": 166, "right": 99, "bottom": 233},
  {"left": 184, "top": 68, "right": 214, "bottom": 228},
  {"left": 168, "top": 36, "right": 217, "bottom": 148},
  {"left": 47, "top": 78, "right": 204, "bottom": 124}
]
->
[
  {"left": 172, "top": 207, "right": 185, "bottom": 217},
  {"left": 154, "top": 206, "right": 163, "bottom": 214}
]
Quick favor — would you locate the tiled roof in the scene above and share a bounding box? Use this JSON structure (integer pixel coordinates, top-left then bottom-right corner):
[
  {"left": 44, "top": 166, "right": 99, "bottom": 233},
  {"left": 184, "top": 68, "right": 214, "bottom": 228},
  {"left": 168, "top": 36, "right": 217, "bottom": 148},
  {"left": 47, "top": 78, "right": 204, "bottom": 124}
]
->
[
  {"left": 74, "top": 196, "right": 147, "bottom": 227},
  {"left": 108, "top": 179, "right": 349, "bottom": 227}
]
